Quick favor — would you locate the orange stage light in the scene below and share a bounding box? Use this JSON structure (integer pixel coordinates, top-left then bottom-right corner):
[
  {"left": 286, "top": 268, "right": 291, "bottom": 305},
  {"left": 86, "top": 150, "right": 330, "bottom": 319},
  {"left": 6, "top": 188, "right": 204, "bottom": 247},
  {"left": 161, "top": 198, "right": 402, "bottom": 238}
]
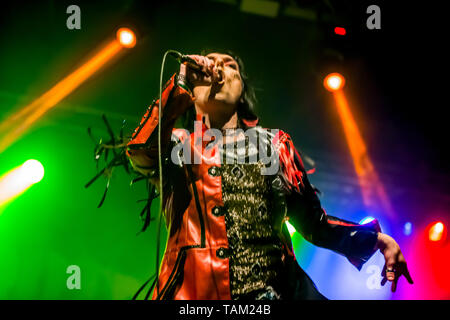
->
[
  {"left": 326, "top": 74, "right": 395, "bottom": 219},
  {"left": 116, "top": 28, "right": 136, "bottom": 48},
  {"left": 324, "top": 73, "right": 345, "bottom": 92},
  {"left": 428, "top": 221, "right": 447, "bottom": 243},
  {"left": 0, "top": 28, "right": 137, "bottom": 153}
]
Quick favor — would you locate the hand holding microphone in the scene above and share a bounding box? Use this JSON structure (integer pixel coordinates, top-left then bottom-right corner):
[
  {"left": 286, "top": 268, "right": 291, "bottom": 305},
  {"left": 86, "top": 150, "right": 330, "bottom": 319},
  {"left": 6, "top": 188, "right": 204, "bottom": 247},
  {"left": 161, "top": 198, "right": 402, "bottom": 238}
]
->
[{"left": 169, "top": 51, "right": 222, "bottom": 89}]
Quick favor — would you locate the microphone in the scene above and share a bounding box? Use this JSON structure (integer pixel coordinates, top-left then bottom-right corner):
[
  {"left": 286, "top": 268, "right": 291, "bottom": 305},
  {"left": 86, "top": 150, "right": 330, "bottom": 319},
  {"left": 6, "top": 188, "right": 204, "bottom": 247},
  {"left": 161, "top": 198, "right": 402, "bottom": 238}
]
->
[
  {"left": 168, "top": 51, "right": 205, "bottom": 73},
  {"left": 168, "top": 50, "right": 223, "bottom": 83}
]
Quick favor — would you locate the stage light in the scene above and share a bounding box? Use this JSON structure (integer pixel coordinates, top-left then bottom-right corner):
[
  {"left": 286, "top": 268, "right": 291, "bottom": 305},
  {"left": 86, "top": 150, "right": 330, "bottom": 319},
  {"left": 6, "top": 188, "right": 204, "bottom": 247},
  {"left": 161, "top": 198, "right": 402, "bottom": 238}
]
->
[
  {"left": 429, "top": 222, "right": 447, "bottom": 242},
  {"left": 0, "top": 28, "right": 134, "bottom": 153},
  {"left": 323, "top": 73, "right": 345, "bottom": 92},
  {"left": 285, "top": 220, "right": 297, "bottom": 237},
  {"left": 327, "top": 83, "right": 396, "bottom": 219},
  {"left": 21, "top": 159, "right": 45, "bottom": 184},
  {"left": 0, "top": 159, "right": 44, "bottom": 207},
  {"left": 359, "top": 216, "right": 375, "bottom": 225},
  {"left": 116, "top": 28, "right": 136, "bottom": 48},
  {"left": 334, "top": 27, "right": 346, "bottom": 36},
  {"left": 404, "top": 222, "right": 412, "bottom": 236}
]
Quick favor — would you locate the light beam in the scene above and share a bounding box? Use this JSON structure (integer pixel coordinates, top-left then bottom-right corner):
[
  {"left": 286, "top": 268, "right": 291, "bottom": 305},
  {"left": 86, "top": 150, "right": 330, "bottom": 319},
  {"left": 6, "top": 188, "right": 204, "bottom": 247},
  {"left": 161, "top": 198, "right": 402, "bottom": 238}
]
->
[
  {"left": 325, "top": 73, "right": 396, "bottom": 219},
  {"left": 0, "top": 28, "right": 137, "bottom": 153},
  {"left": 0, "top": 159, "right": 44, "bottom": 207}
]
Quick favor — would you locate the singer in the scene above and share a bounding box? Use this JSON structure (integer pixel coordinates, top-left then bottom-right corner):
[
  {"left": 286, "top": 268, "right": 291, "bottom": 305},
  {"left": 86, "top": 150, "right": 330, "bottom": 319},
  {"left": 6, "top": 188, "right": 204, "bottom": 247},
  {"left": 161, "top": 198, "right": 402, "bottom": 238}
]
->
[{"left": 125, "top": 51, "right": 413, "bottom": 300}]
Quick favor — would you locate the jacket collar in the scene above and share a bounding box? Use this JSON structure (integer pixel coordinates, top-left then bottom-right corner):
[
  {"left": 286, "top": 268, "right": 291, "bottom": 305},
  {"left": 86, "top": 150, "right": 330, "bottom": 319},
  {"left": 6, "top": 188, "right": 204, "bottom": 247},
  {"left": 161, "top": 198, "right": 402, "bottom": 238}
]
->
[{"left": 195, "top": 112, "right": 259, "bottom": 131}]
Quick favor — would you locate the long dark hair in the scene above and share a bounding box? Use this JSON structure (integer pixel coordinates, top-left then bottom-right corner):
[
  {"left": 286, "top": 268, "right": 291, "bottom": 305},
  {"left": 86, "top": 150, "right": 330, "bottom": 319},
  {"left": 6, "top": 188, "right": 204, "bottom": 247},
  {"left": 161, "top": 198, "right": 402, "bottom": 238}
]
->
[{"left": 176, "top": 49, "right": 258, "bottom": 131}]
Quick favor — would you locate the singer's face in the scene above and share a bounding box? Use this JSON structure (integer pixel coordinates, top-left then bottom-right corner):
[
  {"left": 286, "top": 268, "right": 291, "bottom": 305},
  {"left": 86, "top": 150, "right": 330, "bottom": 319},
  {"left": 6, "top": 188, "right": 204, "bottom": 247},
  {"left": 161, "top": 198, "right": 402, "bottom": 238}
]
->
[{"left": 192, "top": 53, "right": 243, "bottom": 114}]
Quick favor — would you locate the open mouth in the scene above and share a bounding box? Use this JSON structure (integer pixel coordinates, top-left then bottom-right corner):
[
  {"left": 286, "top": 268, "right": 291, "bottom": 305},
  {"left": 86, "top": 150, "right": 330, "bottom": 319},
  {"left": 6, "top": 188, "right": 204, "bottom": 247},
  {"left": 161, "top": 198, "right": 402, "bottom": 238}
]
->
[
  {"left": 216, "top": 69, "right": 225, "bottom": 85},
  {"left": 209, "top": 70, "right": 225, "bottom": 98}
]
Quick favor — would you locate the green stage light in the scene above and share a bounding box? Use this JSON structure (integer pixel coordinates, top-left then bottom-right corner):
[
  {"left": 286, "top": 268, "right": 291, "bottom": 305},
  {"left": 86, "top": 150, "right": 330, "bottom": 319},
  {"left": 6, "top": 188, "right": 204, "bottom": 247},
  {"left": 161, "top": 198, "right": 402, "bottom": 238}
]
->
[
  {"left": 21, "top": 159, "right": 45, "bottom": 184},
  {"left": 0, "top": 159, "right": 44, "bottom": 207},
  {"left": 285, "top": 220, "right": 297, "bottom": 237}
]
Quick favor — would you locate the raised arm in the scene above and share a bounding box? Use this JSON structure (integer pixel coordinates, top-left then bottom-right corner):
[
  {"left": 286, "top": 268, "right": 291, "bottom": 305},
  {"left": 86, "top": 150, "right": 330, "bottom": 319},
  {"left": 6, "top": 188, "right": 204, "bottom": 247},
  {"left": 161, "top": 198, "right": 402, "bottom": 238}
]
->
[{"left": 126, "top": 69, "right": 194, "bottom": 187}]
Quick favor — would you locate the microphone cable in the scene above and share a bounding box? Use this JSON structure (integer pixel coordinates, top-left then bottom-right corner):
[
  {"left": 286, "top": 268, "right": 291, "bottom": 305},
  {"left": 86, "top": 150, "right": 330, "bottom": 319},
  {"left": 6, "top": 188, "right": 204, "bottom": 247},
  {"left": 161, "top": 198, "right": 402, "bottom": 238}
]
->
[
  {"left": 155, "top": 49, "right": 176, "bottom": 297},
  {"left": 154, "top": 50, "right": 212, "bottom": 298}
]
